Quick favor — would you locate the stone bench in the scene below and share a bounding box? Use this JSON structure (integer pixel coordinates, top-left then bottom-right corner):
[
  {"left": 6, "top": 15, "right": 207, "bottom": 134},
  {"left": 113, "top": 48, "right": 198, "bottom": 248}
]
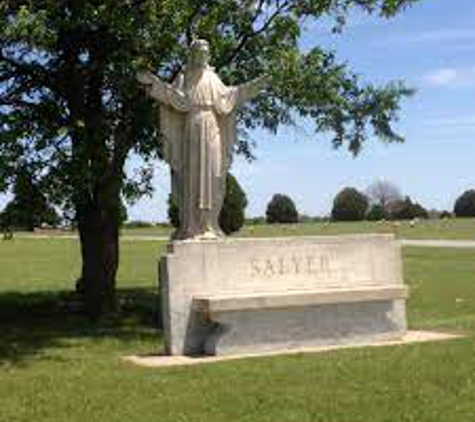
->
[
  {"left": 160, "top": 234, "right": 408, "bottom": 356},
  {"left": 194, "top": 285, "right": 408, "bottom": 313},
  {"left": 193, "top": 285, "right": 408, "bottom": 355}
]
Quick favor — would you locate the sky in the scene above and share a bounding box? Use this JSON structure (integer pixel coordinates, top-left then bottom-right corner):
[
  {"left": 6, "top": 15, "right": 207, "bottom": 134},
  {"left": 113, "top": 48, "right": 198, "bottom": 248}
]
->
[{"left": 2, "top": 0, "right": 475, "bottom": 221}]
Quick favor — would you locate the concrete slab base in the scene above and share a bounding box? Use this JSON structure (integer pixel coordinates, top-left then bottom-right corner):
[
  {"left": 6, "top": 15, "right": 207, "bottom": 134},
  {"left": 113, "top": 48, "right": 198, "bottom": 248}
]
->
[{"left": 123, "top": 330, "right": 463, "bottom": 368}]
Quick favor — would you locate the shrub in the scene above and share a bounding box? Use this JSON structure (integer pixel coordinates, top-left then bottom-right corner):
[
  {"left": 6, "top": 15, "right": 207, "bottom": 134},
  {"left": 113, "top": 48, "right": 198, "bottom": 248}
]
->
[
  {"left": 367, "top": 204, "right": 388, "bottom": 221},
  {"left": 266, "top": 194, "right": 299, "bottom": 224},
  {"left": 219, "top": 174, "right": 248, "bottom": 235},
  {"left": 390, "top": 197, "right": 428, "bottom": 220},
  {"left": 167, "top": 195, "right": 180, "bottom": 228},
  {"left": 1, "top": 166, "right": 61, "bottom": 231},
  {"left": 331, "top": 187, "right": 368, "bottom": 221},
  {"left": 454, "top": 190, "right": 475, "bottom": 217},
  {"left": 168, "top": 173, "right": 247, "bottom": 235},
  {"left": 440, "top": 211, "right": 452, "bottom": 219},
  {"left": 411, "top": 202, "right": 429, "bottom": 219}
]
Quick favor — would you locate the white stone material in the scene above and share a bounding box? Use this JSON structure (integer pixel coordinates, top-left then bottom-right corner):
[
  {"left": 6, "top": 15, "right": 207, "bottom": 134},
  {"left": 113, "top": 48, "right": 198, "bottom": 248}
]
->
[
  {"left": 159, "top": 234, "right": 408, "bottom": 356},
  {"left": 194, "top": 286, "right": 408, "bottom": 313},
  {"left": 138, "top": 39, "right": 268, "bottom": 240}
]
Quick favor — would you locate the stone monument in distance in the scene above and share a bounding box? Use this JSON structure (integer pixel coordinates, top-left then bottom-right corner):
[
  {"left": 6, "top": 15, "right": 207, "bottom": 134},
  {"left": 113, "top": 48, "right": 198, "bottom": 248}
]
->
[{"left": 138, "top": 39, "right": 408, "bottom": 357}]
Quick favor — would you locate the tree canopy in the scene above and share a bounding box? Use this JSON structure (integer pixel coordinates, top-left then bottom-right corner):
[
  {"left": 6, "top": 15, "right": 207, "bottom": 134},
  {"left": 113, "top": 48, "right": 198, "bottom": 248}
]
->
[
  {"left": 0, "top": 164, "right": 60, "bottom": 230},
  {"left": 1, "top": 1, "right": 417, "bottom": 195},
  {"left": 366, "top": 180, "right": 403, "bottom": 211},
  {"left": 454, "top": 190, "right": 475, "bottom": 218},
  {"left": 390, "top": 196, "right": 428, "bottom": 220},
  {"left": 331, "top": 187, "right": 368, "bottom": 221},
  {"left": 266, "top": 194, "right": 299, "bottom": 224},
  {"left": 366, "top": 203, "right": 388, "bottom": 221}
]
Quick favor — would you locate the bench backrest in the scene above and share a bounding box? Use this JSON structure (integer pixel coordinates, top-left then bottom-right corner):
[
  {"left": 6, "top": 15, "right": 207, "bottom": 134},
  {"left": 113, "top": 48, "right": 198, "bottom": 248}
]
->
[{"left": 167, "top": 234, "right": 403, "bottom": 296}]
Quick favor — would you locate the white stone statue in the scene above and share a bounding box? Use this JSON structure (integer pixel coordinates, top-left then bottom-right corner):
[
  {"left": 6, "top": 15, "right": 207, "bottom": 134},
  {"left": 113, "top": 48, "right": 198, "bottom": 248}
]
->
[{"left": 138, "top": 39, "right": 268, "bottom": 240}]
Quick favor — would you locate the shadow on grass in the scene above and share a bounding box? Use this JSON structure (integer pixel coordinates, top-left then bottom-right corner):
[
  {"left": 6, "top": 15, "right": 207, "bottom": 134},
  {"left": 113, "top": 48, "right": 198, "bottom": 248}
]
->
[{"left": 0, "top": 287, "right": 161, "bottom": 366}]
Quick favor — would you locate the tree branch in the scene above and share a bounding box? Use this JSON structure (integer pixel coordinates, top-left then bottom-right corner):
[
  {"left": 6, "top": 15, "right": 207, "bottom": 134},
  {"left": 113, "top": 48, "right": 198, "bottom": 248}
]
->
[
  {"left": 0, "top": 51, "right": 54, "bottom": 91},
  {"left": 217, "top": 0, "right": 293, "bottom": 70},
  {"left": 185, "top": 2, "right": 205, "bottom": 46}
]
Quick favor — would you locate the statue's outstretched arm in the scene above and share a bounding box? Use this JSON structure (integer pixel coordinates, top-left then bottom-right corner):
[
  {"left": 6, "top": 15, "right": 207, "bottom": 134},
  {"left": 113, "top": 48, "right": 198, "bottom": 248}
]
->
[
  {"left": 137, "top": 71, "right": 189, "bottom": 111},
  {"left": 236, "top": 75, "right": 270, "bottom": 105}
]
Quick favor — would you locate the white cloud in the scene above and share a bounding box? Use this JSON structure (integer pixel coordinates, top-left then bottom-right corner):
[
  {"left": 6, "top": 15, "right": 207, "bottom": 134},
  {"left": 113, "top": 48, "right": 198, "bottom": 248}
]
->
[
  {"left": 422, "top": 66, "right": 475, "bottom": 88},
  {"left": 424, "top": 68, "right": 459, "bottom": 86}
]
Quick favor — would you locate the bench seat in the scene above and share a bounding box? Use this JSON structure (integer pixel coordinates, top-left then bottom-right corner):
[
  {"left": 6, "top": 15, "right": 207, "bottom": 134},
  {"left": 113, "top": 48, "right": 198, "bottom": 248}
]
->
[
  {"left": 194, "top": 285, "right": 408, "bottom": 314},
  {"left": 192, "top": 285, "right": 408, "bottom": 356}
]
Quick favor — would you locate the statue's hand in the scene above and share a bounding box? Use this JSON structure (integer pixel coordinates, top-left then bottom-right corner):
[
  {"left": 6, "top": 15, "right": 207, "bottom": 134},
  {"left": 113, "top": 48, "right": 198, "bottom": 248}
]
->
[{"left": 136, "top": 71, "right": 156, "bottom": 86}]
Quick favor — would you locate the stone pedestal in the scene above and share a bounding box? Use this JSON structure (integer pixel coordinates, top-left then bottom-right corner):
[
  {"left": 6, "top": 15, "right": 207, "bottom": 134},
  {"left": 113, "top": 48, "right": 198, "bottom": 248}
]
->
[{"left": 159, "top": 234, "right": 407, "bottom": 356}]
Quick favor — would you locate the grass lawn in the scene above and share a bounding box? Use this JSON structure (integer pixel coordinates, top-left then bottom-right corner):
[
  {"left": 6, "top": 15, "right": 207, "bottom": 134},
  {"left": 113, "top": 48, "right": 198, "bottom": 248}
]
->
[
  {"left": 1, "top": 238, "right": 475, "bottom": 421},
  {"left": 16, "top": 218, "right": 475, "bottom": 241},
  {"left": 237, "top": 218, "right": 475, "bottom": 240},
  {"left": 117, "top": 218, "right": 475, "bottom": 241}
]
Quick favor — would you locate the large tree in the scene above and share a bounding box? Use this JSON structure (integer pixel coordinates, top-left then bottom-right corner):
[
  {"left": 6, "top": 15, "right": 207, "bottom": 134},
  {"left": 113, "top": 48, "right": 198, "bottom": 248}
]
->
[
  {"left": 266, "top": 194, "right": 299, "bottom": 224},
  {"left": 390, "top": 196, "right": 428, "bottom": 220},
  {"left": 366, "top": 180, "right": 402, "bottom": 213},
  {"left": 331, "top": 187, "right": 369, "bottom": 221},
  {"left": 454, "top": 190, "right": 475, "bottom": 218},
  {"left": 1, "top": 0, "right": 417, "bottom": 317}
]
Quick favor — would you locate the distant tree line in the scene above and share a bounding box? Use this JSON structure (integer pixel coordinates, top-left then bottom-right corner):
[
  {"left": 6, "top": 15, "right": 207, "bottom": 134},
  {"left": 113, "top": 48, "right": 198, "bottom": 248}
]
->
[
  {"left": 330, "top": 181, "right": 429, "bottom": 222},
  {"left": 0, "top": 165, "right": 60, "bottom": 231},
  {"left": 330, "top": 181, "right": 475, "bottom": 222},
  {"left": 3, "top": 173, "right": 475, "bottom": 234},
  {"left": 245, "top": 181, "right": 475, "bottom": 225},
  {"left": 0, "top": 164, "right": 129, "bottom": 233}
]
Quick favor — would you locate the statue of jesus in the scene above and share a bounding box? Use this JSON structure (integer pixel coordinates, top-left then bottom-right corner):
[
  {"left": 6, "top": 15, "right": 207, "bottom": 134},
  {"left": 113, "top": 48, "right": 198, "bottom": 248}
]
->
[{"left": 138, "top": 39, "right": 268, "bottom": 240}]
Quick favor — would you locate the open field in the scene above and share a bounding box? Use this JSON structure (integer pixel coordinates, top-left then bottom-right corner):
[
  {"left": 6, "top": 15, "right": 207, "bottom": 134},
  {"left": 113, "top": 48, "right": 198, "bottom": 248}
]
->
[
  {"left": 1, "top": 238, "right": 475, "bottom": 421},
  {"left": 119, "top": 218, "right": 475, "bottom": 240},
  {"left": 237, "top": 218, "right": 475, "bottom": 240},
  {"left": 14, "top": 218, "right": 475, "bottom": 241}
]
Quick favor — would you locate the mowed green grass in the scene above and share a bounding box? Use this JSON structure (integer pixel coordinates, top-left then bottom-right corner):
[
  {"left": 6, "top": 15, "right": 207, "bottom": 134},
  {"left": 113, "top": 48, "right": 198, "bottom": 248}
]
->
[
  {"left": 238, "top": 218, "right": 475, "bottom": 240},
  {"left": 1, "top": 239, "right": 475, "bottom": 422},
  {"left": 119, "top": 218, "right": 475, "bottom": 240}
]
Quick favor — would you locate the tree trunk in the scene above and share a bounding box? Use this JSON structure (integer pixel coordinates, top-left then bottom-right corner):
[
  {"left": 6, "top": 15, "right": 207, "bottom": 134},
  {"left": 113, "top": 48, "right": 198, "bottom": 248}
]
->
[{"left": 77, "top": 204, "right": 119, "bottom": 319}]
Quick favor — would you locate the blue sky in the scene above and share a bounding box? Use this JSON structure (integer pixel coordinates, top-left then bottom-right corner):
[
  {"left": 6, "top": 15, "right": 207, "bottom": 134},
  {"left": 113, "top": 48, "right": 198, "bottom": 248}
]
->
[
  {"left": 2, "top": 0, "right": 475, "bottom": 221},
  {"left": 131, "top": 0, "right": 475, "bottom": 221}
]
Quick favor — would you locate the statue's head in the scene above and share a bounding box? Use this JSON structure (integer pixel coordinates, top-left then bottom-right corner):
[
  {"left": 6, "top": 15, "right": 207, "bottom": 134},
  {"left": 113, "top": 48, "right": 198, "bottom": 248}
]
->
[{"left": 189, "top": 39, "right": 210, "bottom": 68}]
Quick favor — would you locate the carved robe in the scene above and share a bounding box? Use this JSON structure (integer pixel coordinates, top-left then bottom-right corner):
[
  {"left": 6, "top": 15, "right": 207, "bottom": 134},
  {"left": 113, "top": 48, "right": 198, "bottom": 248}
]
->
[{"left": 147, "top": 65, "right": 261, "bottom": 238}]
